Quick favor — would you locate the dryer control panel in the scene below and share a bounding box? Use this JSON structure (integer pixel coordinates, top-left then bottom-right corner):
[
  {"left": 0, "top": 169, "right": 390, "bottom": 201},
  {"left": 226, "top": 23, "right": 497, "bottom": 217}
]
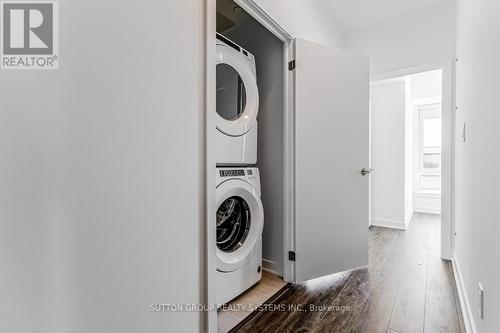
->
[{"left": 216, "top": 33, "right": 256, "bottom": 68}]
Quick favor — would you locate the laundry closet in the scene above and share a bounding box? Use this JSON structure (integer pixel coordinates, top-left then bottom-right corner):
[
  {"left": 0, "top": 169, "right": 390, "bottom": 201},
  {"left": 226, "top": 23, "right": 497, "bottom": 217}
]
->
[
  {"left": 212, "top": 0, "right": 370, "bottom": 331},
  {"left": 219, "top": 14, "right": 285, "bottom": 284},
  {"left": 215, "top": 0, "right": 287, "bottom": 319}
]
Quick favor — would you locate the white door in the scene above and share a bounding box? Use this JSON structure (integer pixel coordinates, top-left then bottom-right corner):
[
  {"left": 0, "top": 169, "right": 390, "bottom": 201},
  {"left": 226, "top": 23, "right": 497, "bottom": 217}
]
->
[{"left": 292, "top": 38, "right": 369, "bottom": 282}]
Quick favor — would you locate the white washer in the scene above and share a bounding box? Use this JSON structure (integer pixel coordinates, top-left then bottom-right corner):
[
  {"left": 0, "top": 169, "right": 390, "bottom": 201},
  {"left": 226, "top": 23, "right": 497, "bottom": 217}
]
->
[
  {"left": 216, "top": 34, "right": 259, "bottom": 165},
  {"left": 216, "top": 167, "right": 263, "bottom": 305}
]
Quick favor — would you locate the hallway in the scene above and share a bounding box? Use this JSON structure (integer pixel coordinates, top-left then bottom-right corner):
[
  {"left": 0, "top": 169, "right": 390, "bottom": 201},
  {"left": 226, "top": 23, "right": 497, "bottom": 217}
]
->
[{"left": 235, "top": 213, "right": 464, "bottom": 332}]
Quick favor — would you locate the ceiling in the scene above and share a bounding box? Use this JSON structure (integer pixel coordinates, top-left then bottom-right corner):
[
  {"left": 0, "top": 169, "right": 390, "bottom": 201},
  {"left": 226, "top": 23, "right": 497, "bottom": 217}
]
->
[{"left": 322, "top": 0, "right": 448, "bottom": 32}]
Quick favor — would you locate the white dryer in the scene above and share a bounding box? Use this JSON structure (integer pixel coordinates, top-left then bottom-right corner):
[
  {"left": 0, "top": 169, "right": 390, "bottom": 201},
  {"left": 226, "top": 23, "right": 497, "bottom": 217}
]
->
[
  {"left": 216, "top": 34, "right": 259, "bottom": 165},
  {"left": 216, "top": 167, "right": 263, "bottom": 305}
]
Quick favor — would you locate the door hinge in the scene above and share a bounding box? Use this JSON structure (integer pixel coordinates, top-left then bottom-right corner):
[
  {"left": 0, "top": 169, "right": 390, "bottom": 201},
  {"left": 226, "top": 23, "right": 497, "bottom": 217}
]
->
[
  {"left": 288, "top": 251, "right": 296, "bottom": 261},
  {"left": 288, "top": 60, "right": 296, "bottom": 71}
]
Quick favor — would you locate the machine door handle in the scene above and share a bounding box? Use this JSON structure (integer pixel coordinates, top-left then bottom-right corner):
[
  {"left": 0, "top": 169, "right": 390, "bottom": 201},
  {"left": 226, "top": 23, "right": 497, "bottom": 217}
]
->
[{"left": 360, "top": 168, "right": 374, "bottom": 176}]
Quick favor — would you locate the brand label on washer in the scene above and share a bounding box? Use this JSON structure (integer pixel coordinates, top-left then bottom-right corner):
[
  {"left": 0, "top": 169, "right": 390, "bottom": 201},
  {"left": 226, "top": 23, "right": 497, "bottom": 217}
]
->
[{"left": 219, "top": 170, "right": 245, "bottom": 177}]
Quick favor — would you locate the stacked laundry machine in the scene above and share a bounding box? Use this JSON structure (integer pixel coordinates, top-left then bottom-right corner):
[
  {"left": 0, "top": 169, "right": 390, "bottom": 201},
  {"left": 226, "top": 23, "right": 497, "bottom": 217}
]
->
[{"left": 215, "top": 33, "right": 264, "bottom": 305}]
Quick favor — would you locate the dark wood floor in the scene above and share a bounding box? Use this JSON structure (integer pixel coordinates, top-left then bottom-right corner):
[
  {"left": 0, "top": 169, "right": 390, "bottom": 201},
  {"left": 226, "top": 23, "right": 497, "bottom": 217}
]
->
[{"left": 236, "top": 213, "right": 464, "bottom": 333}]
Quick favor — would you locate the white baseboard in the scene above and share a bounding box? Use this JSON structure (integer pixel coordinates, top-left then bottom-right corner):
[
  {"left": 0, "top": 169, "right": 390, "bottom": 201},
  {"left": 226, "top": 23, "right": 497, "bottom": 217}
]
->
[
  {"left": 414, "top": 192, "right": 441, "bottom": 214},
  {"left": 370, "top": 217, "right": 408, "bottom": 230},
  {"left": 414, "top": 207, "right": 441, "bottom": 215},
  {"left": 452, "top": 258, "right": 477, "bottom": 333},
  {"left": 405, "top": 209, "right": 414, "bottom": 228},
  {"left": 262, "top": 259, "right": 283, "bottom": 277}
]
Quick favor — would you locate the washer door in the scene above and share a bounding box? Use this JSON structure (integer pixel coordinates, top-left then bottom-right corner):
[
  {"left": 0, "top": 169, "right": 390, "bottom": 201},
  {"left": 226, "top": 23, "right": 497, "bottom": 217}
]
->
[
  {"left": 216, "top": 179, "right": 263, "bottom": 272},
  {"left": 216, "top": 44, "right": 259, "bottom": 137}
]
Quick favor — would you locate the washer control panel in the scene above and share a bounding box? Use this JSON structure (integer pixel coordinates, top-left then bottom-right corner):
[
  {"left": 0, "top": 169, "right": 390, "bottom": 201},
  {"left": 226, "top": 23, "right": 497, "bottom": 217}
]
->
[
  {"left": 219, "top": 170, "right": 245, "bottom": 177},
  {"left": 216, "top": 168, "right": 261, "bottom": 195}
]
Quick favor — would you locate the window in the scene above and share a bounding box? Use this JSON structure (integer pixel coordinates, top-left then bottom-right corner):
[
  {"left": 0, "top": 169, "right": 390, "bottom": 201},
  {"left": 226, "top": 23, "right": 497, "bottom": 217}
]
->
[
  {"left": 417, "top": 103, "right": 441, "bottom": 194},
  {"left": 216, "top": 64, "right": 247, "bottom": 121}
]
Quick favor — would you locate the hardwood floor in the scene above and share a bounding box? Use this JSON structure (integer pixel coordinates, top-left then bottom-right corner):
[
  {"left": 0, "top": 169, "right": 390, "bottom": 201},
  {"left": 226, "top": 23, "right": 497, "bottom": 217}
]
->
[
  {"left": 218, "top": 271, "right": 288, "bottom": 333},
  {"left": 235, "top": 213, "right": 464, "bottom": 332}
]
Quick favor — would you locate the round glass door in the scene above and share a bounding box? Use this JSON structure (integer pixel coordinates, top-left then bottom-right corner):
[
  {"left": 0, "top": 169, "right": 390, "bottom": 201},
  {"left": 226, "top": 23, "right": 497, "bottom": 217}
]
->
[
  {"left": 216, "top": 64, "right": 247, "bottom": 121},
  {"left": 216, "top": 196, "right": 251, "bottom": 252}
]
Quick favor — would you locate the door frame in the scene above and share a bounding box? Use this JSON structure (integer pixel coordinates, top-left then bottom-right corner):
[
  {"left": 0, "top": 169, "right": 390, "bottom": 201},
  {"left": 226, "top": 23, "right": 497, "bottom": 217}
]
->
[
  {"left": 205, "top": 1, "right": 294, "bottom": 331},
  {"left": 370, "top": 59, "right": 456, "bottom": 261}
]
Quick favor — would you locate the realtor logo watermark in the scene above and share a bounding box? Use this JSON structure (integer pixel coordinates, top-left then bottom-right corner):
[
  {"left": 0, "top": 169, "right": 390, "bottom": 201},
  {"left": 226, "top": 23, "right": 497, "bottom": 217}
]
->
[{"left": 1, "top": 1, "right": 58, "bottom": 69}]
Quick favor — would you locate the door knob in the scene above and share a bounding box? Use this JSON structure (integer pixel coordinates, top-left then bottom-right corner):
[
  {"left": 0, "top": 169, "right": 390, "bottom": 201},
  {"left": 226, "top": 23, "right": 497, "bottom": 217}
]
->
[{"left": 360, "top": 168, "right": 374, "bottom": 176}]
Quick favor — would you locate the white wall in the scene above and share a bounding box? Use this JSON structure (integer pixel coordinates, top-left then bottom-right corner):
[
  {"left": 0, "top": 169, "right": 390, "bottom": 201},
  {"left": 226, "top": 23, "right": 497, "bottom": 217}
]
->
[
  {"left": 0, "top": 1, "right": 205, "bottom": 332},
  {"left": 404, "top": 77, "right": 414, "bottom": 222},
  {"left": 252, "top": 0, "right": 344, "bottom": 47},
  {"left": 455, "top": 0, "right": 500, "bottom": 331},
  {"left": 344, "top": 1, "right": 456, "bottom": 74},
  {"left": 411, "top": 69, "right": 442, "bottom": 100},
  {"left": 370, "top": 81, "right": 406, "bottom": 228}
]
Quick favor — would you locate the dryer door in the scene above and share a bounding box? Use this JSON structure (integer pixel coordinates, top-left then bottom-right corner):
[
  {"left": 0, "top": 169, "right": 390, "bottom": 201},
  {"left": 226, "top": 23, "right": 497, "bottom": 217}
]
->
[
  {"left": 216, "top": 44, "right": 259, "bottom": 136},
  {"left": 216, "top": 179, "right": 263, "bottom": 272}
]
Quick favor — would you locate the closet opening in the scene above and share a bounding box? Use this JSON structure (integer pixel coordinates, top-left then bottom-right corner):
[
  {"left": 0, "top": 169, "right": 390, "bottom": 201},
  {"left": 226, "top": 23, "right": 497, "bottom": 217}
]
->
[{"left": 214, "top": 0, "right": 291, "bottom": 331}]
